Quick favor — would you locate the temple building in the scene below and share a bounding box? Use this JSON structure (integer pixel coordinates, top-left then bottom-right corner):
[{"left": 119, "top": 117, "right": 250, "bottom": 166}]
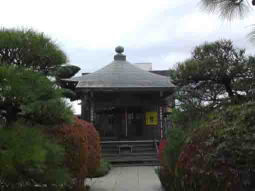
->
[{"left": 68, "top": 46, "right": 175, "bottom": 141}]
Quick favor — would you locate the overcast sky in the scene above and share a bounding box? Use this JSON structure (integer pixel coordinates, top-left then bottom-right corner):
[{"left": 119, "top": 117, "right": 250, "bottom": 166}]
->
[{"left": 1, "top": 0, "right": 254, "bottom": 113}]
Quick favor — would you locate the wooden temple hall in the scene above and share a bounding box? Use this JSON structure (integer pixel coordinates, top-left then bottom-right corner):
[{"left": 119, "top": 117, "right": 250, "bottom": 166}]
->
[{"left": 68, "top": 46, "right": 175, "bottom": 141}]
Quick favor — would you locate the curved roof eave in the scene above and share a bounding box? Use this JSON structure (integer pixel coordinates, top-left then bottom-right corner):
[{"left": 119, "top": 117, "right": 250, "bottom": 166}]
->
[{"left": 66, "top": 46, "right": 176, "bottom": 90}]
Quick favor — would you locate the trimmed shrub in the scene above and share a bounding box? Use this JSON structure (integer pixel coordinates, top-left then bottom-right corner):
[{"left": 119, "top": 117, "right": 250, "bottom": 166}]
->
[
  {"left": 77, "top": 119, "right": 101, "bottom": 176},
  {"left": 158, "top": 139, "right": 168, "bottom": 167},
  {"left": 53, "top": 117, "right": 101, "bottom": 191},
  {"left": 157, "top": 128, "right": 185, "bottom": 191},
  {"left": 0, "top": 126, "right": 70, "bottom": 190},
  {"left": 164, "top": 128, "right": 185, "bottom": 172},
  {"left": 177, "top": 125, "right": 225, "bottom": 191},
  {"left": 53, "top": 118, "right": 88, "bottom": 191},
  {"left": 158, "top": 139, "right": 167, "bottom": 163},
  {"left": 177, "top": 102, "right": 255, "bottom": 191},
  {"left": 89, "top": 159, "right": 111, "bottom": 178}
]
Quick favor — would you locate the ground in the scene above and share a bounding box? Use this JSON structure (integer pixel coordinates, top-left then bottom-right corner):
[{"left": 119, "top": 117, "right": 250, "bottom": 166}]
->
[{"left": 87, "top": 166, "right": 162, "bottom": 191}]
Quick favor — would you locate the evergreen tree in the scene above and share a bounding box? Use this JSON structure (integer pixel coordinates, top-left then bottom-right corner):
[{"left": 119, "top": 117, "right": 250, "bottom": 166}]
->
[
  {"left": 201, "top": 0, "right": 255, "bottom": 41},
  {"left": 171, "top": 40, "right": 255, "bottom": 113},
  {"left": 0, "top": 65, "right": 73, "bottom": 127}
]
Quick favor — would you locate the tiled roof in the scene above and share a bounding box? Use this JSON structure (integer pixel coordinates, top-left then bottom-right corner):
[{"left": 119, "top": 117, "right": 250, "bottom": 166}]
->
[{"left": 68, "top": 46, "right": 175, "bottom": 90}]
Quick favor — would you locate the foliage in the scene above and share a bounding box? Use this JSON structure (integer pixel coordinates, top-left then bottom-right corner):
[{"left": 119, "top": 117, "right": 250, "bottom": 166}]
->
[
  {"left": 200, "top": 0, "right": 255, "bottom": 42},
  {"left": 56, "top": 65, "right": 81, "bottom": 101},
  {"left": 53, "top": 117, "right": 101, "bottom": 191},
  {"left": 201, "top": 0, "right": 251, "bottom": 20},
  {"left": 157, "top": 139, "right": 174, "bottom": 190},
  {"left": 56, "top": 65, "right": 80, "bottom": 79},
  {"left": 158, "top": 102, "right": 255, "bottom": 191},
  {"left": 157, "top": 128, "right": 186, "bottom": 191},
  {"left": 176, "top": 102, "right": 255, "bottom": 191},
  {"left": 171, "top": 107, "right": 202, "bottom": 129},
  {"left": 171, "top": 40, "right": 255, "bottom": 114},
  {"left": 53, "top": 118, "right": 88, "bottom": 191},
  {"left": 79, "top": 120, "right": 101, "bottom": 176},
  {"left": 0, "top": 28, "right": 81, "bottom": 100},
  {"left": 89, "top": 159, "right": 111, "bottom": 178},
  {"left": 164, "top": 128, "right": 186, "bottom": 174},
  {"left": 0, "top": 125, "right": 71, "bottom": 190},
  {"left": 0, "top": 28, "right": 67, "bottom": 75},
  {"left": 0, "top": 28, "right": 85, "bottom": 191},
  {"left": 158, "top": 139, "right": 168, "bottom": 166},
  {"left": 0, "top": 65, "right": 73, "bottom": 126}
]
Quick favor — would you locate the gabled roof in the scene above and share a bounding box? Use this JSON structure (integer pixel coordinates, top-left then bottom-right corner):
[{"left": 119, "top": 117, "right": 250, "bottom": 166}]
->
[{"left": 69, "top": 46, "right": 175, "bottom": 90}]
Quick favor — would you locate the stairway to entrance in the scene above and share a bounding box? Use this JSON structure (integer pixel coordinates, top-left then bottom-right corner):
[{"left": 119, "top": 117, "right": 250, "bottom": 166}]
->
[{"left": 101, "top": 140, "right": 159, "bottom": 166}]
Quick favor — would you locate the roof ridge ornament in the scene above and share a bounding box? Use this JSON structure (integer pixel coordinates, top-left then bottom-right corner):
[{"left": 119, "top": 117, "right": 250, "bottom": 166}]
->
[{"left": 114, "top": 46, "right": 126, "bottom": 61}]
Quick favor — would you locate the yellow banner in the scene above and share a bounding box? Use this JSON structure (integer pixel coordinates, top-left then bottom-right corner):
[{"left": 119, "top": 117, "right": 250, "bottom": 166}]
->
[{"left": 145, "top": 112, "right": 158, "bottom": 126}]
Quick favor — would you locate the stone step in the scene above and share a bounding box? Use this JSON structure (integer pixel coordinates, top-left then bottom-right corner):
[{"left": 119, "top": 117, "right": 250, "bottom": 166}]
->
[
  {"left": 103, "top": 152, "right": 157, "bottom": 157},
  {"left": 112, "top": 161, "right": 159, "bottom": 167},
  {"left": 105, "top": 156, "right": 158, "bottom": 162},
  {"left": 101, "top": 143, "right": 154, "bottom": 149},
  {"left": 101, "top": 140, "right": 159, "bottom": 166},
  {"left": 102, "top": 147, "right": 155, "bottom": 153},
  {"left": 101, "top": 140, "right": 158, "bottom": 144}
]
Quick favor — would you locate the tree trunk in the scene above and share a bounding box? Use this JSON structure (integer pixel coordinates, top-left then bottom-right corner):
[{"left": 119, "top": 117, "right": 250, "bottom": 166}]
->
[
  {"left": 2, "top": 102, "right": 20, "bottom": 126},
  {"left": 223, "top": 79, "right": 236, "bottom": 103}
]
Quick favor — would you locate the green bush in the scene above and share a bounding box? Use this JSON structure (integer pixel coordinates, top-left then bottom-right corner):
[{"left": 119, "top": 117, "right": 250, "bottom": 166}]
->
[
  {"left": 0, "top": 126, "right": 71, "bottom": 190},
  {"left": 157, "top": 128, "right": 186, "bottom": 191},
  {"left": 171, "top": 107, "right": 202, "bottom": 129},
  {"left": 0, "top": 65, "right": 73, "bottom": 126},
  {"left": 164, "top": 128, "right": 185, "bottom": 172},
  {"left": 89, "top": 159, "right": 111, "bottom": 178},
  {"left": 177, "top": 102, "right": 255, "bottom": 191},
  {"left": 158, "top": 102, "right": 255, "bottom": 191}
]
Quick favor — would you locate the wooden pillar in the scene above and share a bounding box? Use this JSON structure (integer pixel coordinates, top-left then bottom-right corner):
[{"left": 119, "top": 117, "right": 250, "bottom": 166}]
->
[
  {"left": 159, "top": 91, "right": 163, "bottom": 139},
  {"left": 159, "top": 106, "right": 163, "bottom": 139},
  {"left": 81, "top": 95, "right": 87, "bottom": 120},
  {"left": 125, "top": 107, "right": 128, "bottom": 137},
  {"left": 90, "top": 92, "right": 94, "bottom": 124},
  {"left": 81, "top": 93, "right": 92, "bottom": 122}
]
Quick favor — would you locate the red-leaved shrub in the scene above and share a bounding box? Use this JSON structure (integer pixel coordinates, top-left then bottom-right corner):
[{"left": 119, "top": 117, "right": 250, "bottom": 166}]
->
[
  {"left": 53, "top": 117, "right": 101, "bottom": 191},
  {"left": 158, "top": 139, "right": 168, "bottom": 167},
  {"left": 54, "top": 118, "right": 88, "bottom": 191},
  {"left": 157, "top": 139, "right": 173, "bottom": 190},
  {"left": 77, "top": 119, "right": 101, "bottom": 176},
  {"left": 177, "top": 124, "right": 241, "bottom": 191}
]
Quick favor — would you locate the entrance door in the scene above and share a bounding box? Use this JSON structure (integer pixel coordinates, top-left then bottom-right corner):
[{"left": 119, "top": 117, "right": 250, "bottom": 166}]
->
[
  {"left": 95, "top": 107, "right": 144, "bottom": 140},
  {"left": 127, "top": 107, "right": 143, "bottom": 139},
  {"left": 95, "top": 107, "right": 125, "bottom": 139}
]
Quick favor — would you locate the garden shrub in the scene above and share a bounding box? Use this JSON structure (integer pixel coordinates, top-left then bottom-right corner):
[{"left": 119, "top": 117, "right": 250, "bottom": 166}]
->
[
  {"left": 171, "top": 107, "right": 202, "bottom": 129},
  {"left": 157, "top": 128, "right": 186, "bottom": 191},
  {"left": 53, "top": 118, "right": 88, "bottom": 191},
  {"left": 53, "top": 117, "right": 101, "bottom": 191},
  {"left": 77, "top": 119, "right": 101, "bottom": 176},
  {"left": 157, "top": 139, "right": 172, "bottom": 189},
  {"left": 158, "top": 139, "right": 167, "bottom": 166},
  {"left": 0, "top": 126, "right": 70, "bottom": 190},
  {"left": 177, "top": 124, "right": 225, "bottom": 191},
  {"left": 164, "top": 128, "right": 185, "bottom": 172},
  {"left": 89, "top": 159, "right": 111, "bottom": 178},
  {"left": 177, "top": 102, "right": 255, "bottom": 191}
]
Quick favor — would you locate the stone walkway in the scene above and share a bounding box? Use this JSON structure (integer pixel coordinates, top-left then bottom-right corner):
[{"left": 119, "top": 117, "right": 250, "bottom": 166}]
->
[{"left": 87, "top": 166, "right": 163, "bottom": 191}]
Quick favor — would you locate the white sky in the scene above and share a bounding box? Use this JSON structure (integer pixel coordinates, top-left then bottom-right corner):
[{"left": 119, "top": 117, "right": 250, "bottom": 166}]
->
[{"left": 1, "top": 0, "right": 254, "bottom": 114}]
